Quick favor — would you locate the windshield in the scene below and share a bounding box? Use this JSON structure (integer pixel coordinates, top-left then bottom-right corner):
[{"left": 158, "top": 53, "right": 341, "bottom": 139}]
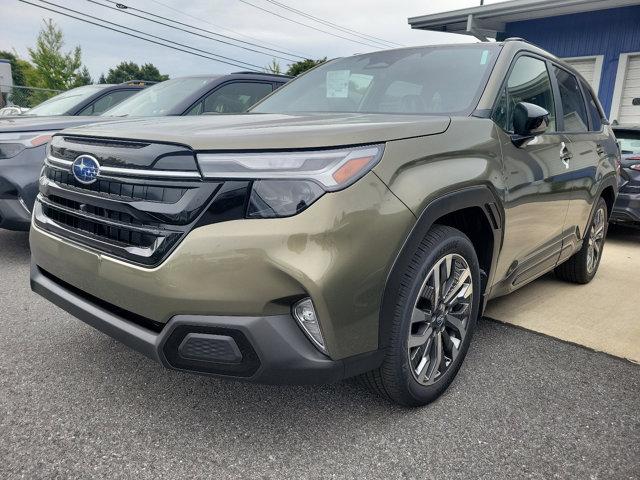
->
[
  {"left": 616, "top": 131, "right": 640, "bottom": 154},
  {"left": 252, "top": 45, "right": 500, "bottom": 116},
  {"left": 103, "top": 77, "right": 215, "bottom": 117},
  {"left": 27, "top": 85, "right": 107, "bottom": 116}
]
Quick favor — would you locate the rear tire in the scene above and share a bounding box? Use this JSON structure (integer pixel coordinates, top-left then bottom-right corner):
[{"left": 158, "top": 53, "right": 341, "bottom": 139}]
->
[
  {"left": 361, "top": 225, "right": 481, "bottom": 407},
  {"left": 555, "top": 197, "right": 608, "bottom": 284}
]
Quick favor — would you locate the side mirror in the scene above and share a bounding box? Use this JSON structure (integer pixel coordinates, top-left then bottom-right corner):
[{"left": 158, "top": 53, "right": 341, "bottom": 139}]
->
[{"left": 511, "top": 102, "right": 549, "bottom": 147}]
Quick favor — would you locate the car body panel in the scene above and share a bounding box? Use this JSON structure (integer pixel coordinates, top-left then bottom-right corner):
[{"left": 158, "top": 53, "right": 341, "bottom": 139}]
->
[
  {"left": 30, "top": 171, "right": 415, "bottom": 359},
  {"left": 611, "top": 126, "right": 640, "bottom": 224},
  {"left": 0, "top": 115, "right": 116, "bottom": 132},
  {"left": 61, "top": 113, "right": 452, "bottom": 150}
]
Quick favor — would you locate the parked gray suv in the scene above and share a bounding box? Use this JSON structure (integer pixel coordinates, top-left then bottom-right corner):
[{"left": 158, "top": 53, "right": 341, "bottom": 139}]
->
[{"left": 30, "top": 40, "right": 618, "bottom": 406}]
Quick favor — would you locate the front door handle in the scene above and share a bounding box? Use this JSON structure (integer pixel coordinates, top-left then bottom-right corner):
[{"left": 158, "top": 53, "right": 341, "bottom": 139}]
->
[{"left": 560, "top": 141, "right": 572, "bottom": 169}]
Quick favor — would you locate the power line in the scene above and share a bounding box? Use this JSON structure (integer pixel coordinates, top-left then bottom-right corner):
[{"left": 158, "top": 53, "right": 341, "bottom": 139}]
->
[
  {"left": 263, "top": 0, "right": 403, "bottom": 48},
  {"left": 19, "top": 0, "right": 261, "bottom": 71},
  {"left": 94, "top": 0, "right": 303, "bottom": 62},
  {"left": 236, "top": 0, "right": 388, "bottom": 49},
  {"left": 144, "top": 0, "right": 311, "bottom": 59},
  {"left": 37, "top": 0, "right": 264, "bottom": 70}
]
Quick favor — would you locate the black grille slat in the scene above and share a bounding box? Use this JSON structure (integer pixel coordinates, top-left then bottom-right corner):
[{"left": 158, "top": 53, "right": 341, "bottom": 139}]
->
[{"left": 44, "top": 166, "right": 188, "bottom": 204}]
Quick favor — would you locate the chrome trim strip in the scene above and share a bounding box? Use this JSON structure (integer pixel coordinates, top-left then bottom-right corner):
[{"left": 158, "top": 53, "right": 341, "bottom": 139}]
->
[
  {"left": 46, "top": 155, "right": 202, "bottom": 180},
  {"left": 46, "top": 155, "right": 72, "bottom": 168}
]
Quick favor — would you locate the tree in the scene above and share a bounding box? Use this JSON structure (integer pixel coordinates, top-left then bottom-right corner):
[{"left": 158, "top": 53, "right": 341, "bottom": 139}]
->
[
  {"left": 0, "top": 51, "right": 41, "bottom": 107},
  {"left": 286, "top": 58, "right": 327, "bottom": 76},
  {"left": 73, "top": 66, "right": 92, "bottom": 87},
  {"left": 265, "top": 58, "right": 282, "bottom": 74},
  {"left": 100, "top": 61, "right": 169, "bottom": 84},
  {"left": 0, "top": 50, "right": 29, "bottom": 87},
  {"left": 28, "top": 19, "right": 89, "bottom": 91}
]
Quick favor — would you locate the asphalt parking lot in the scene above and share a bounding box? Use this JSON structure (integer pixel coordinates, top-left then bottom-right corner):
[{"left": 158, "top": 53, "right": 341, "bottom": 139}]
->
[{"left": 1, "top": 229, "right": 639, "bottom": 479}]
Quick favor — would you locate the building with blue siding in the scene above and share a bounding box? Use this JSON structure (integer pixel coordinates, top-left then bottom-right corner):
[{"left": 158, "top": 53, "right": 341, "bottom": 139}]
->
[{"left": 409, "top": 0, "right": 640, "bottom": 125}]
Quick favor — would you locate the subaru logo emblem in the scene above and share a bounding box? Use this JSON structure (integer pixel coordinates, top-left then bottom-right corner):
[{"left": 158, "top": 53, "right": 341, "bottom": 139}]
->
[{"left": 72, "top": 155, "right": 100, "bottom": 184}]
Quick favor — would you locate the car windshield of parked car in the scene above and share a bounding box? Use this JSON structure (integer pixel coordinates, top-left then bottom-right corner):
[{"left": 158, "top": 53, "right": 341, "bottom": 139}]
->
[
  {"left": 103, "top": 77, "right": 214, "bottom": 117},
  {"left": 616, "top": 130, "right": 640, "bottom": 154},
  {"left": 252, "top": 45, "right": 499, "bottom": 115},
  {"left": 26, "top": 85, "right": 107, "bottom": 116}
]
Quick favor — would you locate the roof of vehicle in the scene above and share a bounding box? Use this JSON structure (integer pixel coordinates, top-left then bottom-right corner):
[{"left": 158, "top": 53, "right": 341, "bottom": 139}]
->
[
  {"left": 612, "top": 124, "right": 640, "bottom": 131},
  {"left": 232, "top": 71, "right": 293, "bottom": 80}
]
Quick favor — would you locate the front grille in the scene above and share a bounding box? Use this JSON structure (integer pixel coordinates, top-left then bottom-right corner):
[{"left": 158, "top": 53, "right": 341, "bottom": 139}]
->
[
  {"left": 45, "top": 167, "right": 188, "bottom": 203},
  {"left": 34, "top": 136, "right": 235, "bottom": 267}
]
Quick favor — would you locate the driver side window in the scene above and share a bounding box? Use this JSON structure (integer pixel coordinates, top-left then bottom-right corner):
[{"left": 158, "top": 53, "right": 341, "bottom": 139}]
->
[{"left": 494, "top": 56, "right": 556, "bottom": 133}]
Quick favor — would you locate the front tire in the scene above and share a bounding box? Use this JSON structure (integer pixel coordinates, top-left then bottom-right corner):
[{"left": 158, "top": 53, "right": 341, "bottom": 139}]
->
[
  {"left": 361, "top": 225, "right": 481, "bottom": 407},
  {"left": 555, "top": 197, "right": 608, "bottom": 284}
]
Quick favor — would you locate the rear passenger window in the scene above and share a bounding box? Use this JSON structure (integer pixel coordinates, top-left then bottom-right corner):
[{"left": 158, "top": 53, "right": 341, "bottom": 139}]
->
[
  {"left": 494, "top": 56, "right": 556, "bottom": 132},
  {"left": 581, "top": 81, "right": 603, "bottom": 131},
  {"left": 553, "top": 67, "right": 589, "bottom": 132},
  {"left": 78, "top": 90, "right": 137, "bottom": 116}
]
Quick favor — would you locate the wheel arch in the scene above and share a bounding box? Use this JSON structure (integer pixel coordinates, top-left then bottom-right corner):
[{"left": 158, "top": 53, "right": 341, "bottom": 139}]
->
[
  {"left": 378, "top": 185, "right": 503, "bottom": 349},
  {"left": 599, "top": 179, "right": 617, "bottom": 219}
]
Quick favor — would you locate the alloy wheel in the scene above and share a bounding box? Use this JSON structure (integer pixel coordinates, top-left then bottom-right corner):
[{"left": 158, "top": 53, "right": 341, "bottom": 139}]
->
[
  {"left": 586, "top": 206, "right": 606, "bottom": 273},
  {"left": 407, "top": 253, "right": 473, "bottom": 386}
]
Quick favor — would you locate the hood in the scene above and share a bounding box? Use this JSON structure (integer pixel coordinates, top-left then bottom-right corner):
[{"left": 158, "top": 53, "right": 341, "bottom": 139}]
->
[
  {"left": 0, "top": 115, "right": 115, "bottom": 133},
  {"left": 59, "top": 113, "right": 451, "bottom": 150}
]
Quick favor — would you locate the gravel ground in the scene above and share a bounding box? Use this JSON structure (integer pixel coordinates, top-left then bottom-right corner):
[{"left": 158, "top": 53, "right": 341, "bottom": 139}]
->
[{"left": 0, "top": 230, "right": 639, "bottom": 480}]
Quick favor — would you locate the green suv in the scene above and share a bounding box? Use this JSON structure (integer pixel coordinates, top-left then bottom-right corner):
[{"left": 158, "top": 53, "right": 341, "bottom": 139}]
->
[{"left": 30, "top": 40, "right": 618, "bottom": 406}]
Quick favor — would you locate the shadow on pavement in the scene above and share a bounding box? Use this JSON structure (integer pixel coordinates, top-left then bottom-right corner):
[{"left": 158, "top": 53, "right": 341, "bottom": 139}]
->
[{"left": 608, "top": 223, "right": 640, "bottom": 245}]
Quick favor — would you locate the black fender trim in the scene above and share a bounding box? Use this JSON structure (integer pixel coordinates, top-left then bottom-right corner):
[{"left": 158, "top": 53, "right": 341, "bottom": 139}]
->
[
  {"left": 378, "top": 185, "right": 504, "bottom": 350},
  {"left": 595, "top": 173, "right": 618, "bottom": 219}
]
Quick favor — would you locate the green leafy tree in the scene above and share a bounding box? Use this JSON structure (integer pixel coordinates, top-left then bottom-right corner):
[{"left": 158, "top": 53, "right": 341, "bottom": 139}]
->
[
  {"left": 265, "top": 58, "right": 282, "bottom": 74},
  {"left": 286, "top": 58, "right": 326, "bottom": 76},
  {"left": 73, "top": 66, "right": 92, "bottom": 87},
  {"left": 100, "top": 61, "right": 169, "bottom": 84},
  {"left": 28, "top": 19, "right": 88, "bottom": 90},
  {"left": 0, "top": 51, "right": 41, "bottom": 107}
]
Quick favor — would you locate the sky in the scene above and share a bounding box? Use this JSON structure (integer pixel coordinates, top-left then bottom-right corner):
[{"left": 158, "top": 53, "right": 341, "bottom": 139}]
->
[{"left": 2, "top": 0, "right": 509, "bottom": 81}]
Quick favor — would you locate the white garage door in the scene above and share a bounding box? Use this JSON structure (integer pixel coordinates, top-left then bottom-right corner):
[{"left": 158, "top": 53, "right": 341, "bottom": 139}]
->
[
  {"left": 562, "top": 56, "right": 602, "bottom": 93},
  {"left": 613, "top": 53, "right": 640, "bottom": 125}
]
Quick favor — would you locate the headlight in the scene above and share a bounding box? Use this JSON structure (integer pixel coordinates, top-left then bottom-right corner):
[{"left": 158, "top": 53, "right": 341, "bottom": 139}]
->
[
  {"left": 197, "top": 144, "right": 384, "bottom": 218},
  {"left": 0, "top": 132, "right": 55, "bottom": 159},
  {"left": 197, "top": 144, "right": 384, "bottom": 190}
]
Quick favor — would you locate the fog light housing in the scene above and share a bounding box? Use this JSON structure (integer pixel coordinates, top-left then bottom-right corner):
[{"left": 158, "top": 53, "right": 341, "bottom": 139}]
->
[{"left": 292, "top": 298, "right": 327, "bottom": 354}]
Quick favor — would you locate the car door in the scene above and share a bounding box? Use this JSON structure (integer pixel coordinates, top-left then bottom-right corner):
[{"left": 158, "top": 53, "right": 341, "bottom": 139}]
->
[
  {"left": 550, "top": 67, "right": 609, "bottom": 262},
  {"left": 493, "top": 54, "right": 573, "bottom": 291},
  {"left": 185, "top": 82, "right": 273, "bottom": 115}
]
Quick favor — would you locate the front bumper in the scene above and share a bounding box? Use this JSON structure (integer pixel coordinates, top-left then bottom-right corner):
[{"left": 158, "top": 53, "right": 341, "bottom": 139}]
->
[
  {"left": 0, "top": 144, "right": 47, "bottom": 230},
  {"left": 31, "top": 263, "right": 383, "bottom": 384},
  {"left": 30, "top": 171, "right": 415, "bottom": 360},
  {"left": 611, "top": 191, "right": 640, "bottom": 224}
]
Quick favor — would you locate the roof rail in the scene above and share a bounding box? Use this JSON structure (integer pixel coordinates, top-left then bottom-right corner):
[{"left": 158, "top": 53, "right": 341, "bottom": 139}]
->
[
  {"left": 120, "top": 79, "right": 158, "bottom": 87},
  {"left": 232, "top": 71, "right": 293, "bottom": 79}
]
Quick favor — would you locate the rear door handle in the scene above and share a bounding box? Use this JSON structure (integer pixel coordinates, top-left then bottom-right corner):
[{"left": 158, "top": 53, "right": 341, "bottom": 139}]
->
[{"left": 560, "top": 141, "right": 572, "bottom": 169}]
